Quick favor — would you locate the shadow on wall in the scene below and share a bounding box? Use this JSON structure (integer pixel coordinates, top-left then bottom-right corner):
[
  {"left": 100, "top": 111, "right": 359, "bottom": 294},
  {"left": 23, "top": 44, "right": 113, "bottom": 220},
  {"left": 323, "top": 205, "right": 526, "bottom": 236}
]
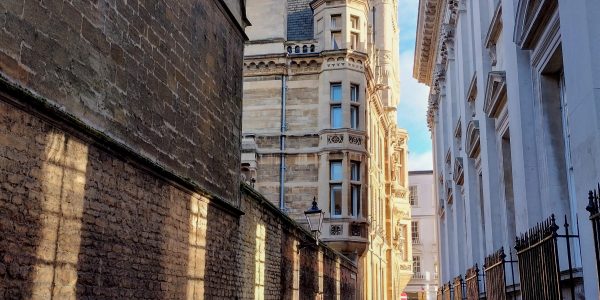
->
[
  {"left": 0, "top": 99, "right": 358, "bottom": 299},
  {"left": 0, "top": 101, "right": 52, "bottom": 299}
]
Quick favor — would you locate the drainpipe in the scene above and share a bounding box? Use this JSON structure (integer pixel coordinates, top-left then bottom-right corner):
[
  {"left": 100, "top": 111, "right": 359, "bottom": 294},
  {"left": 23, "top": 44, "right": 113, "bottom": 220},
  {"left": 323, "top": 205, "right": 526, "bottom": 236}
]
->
[{"left": 279, "top": 72, "right": 287, "bottom": 211}]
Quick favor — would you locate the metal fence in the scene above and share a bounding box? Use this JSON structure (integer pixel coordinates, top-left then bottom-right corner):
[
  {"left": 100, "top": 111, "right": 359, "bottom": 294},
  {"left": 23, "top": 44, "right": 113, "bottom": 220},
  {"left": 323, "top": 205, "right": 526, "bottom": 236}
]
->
[
  {"left": 444, "top": 282, "right": 453, "bottom": 300},
  {"left": 453, "top": 275, "right": 465, "bottom": 300},
  {"left": 514, "top": 214, "right": 578, "bottom": 300},
  {"left": 586, "top": 183, "right": 600, "bottom": 292},
  {"left": 465, "top": 264, "right": 485, "bottom": 300},
  {"left": 483, "top": 247, "right": 517, "bottom": 300}
]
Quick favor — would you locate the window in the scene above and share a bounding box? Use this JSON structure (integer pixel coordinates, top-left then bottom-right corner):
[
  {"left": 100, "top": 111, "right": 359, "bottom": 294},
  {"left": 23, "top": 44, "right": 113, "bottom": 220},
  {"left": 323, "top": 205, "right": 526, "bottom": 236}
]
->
[
  {"left": 350, "top": 161, "right": 360, "bottom": 181},
  {"left": 350, "top": 15, "right": 359, "bottom": 30},
  {"left": 350, "top": 84, "right": 359, "bottom": 102},
  {"left": 331, "top": 105, "right": 342, "bottom": 128},
  {"left": 350, "top": 161, "right": 361, "bottom": 217},
  {"left": 331, "top": 14, "right": 341, "bottom": 28},
  {"left": 330, "top": 160, "right": 342, "bottom": 216},
  {"left": 413, "top": 256, "right": 421, "bottom": 274},
  {"left": 350, "top": 32, "right": 359, "bottom": 50},
  {"left": 331, "top": 185, "right": 342, "bottom": 216},
  {"left": 331, "top": 31, "right": 341, "bottom": 50},
  {"left": 409, "top": 185, "right": 418, "bottom": 206},
  {"left": 330, "top": 161, "right": 342, "bottom": 180},
  {"left": 411, "top": 221, "right": 419, "bottom": 243},
  {"left": 350, "top": 184, "right": 360, "bottom": 217},
  {"left": 350, "top": 106, "right": 359, "bottom": 129},
  {"left": 330, "top": 83, "right": 342, "bottom": 102}
]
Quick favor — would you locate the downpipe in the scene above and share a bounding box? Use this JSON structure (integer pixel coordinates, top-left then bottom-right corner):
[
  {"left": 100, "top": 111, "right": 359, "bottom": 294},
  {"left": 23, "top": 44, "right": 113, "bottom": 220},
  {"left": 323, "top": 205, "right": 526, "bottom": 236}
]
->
[{"left": 279, "top": 73, "right": 287, "bottom": 211}]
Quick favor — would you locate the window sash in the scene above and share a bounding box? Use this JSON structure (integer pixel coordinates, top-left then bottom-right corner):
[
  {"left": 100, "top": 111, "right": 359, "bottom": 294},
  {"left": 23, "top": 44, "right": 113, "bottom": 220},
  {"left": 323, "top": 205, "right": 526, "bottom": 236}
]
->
[
  {"left": 331, "top": 184, "right": 342, "bottom": 216},
  {"left": 350, "top": 106, "right": 359, "bottom": 129},
  {"left": 331, "top": 15, "right": 341, "bottom": 28},
  {"left": 330, "top": 83, "right": 342, "bottom": 102},
  {"left": 350, "top": 184, "right": 360, "bottom": 216},
  {"left": 350, "top": 84, "right": 359, "bottom": 102},
  {"left": 351, "top": 33, "right": 359, "bottom": 50},
  {"left": 330, "top": 161, "right": 342, "bottom": 180},
  {"left": 350, "top": 161, "right": 360, "bottom": 181},
  {"left": 331, "top": 32, "right": 341, "bottom": 50},
  {"left": 331, "top": 105, "right": 342, "bottom": 128},
  {"left": 411, "top": 221, "right": 419, "bottom": 239}
]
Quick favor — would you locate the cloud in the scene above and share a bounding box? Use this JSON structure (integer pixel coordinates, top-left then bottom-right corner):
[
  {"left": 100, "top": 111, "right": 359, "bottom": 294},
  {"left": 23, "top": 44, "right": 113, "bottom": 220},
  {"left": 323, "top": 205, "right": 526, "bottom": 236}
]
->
[
  {"left": 408, "top": 150, "right": 434, "bottom": 171},
  {"left": 396, "top": 0, "right": 433, "bottom": 168}
]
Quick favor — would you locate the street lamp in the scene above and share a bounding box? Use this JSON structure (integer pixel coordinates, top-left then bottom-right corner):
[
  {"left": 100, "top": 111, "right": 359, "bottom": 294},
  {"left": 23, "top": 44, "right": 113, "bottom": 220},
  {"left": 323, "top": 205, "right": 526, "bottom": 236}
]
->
[{"left": 299, "top": 197, "right": 324, "bottom": 251}]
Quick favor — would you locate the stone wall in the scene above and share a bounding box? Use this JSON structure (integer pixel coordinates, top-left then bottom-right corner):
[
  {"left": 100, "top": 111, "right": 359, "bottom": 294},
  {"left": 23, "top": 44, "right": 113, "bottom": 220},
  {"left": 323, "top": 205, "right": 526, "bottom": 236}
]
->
[
  {"left": 0, "top": 88, "right": 357, "bottom": 299},
  {"left": 239, "top": 185, "right": 358, "bottom": 300},
  {"left": 0, "top": 84, "right": 357, "bottom": 300},
  {"left": 0, "top": 0, "right": 243, "bottom": 203}
]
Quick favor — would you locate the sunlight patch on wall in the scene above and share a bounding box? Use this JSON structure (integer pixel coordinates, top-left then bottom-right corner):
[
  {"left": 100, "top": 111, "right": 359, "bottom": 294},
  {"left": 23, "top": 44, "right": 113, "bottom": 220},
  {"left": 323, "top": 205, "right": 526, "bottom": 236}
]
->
[
  {"left": 33, "top": 132, "right": 88, "bottom": 299},
  {"left": 254, "top": 222, "right": 266, "bottom": 300},
  {"left": 187, "top": 194, "right": 208, "bottom": 299}
]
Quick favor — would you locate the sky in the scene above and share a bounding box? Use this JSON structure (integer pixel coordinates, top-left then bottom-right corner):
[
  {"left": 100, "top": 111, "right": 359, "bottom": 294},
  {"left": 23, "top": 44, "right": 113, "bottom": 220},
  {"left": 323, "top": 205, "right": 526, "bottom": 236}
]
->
[{"left": 396, "top": 0, "right": 433, "bottom": 171}]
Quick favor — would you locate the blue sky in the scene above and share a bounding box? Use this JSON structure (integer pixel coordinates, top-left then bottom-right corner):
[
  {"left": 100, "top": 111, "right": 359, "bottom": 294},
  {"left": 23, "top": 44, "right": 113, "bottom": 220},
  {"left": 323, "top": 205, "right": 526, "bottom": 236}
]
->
[{"left": 396, "top": 0, "right": 433, "bottom": 171}]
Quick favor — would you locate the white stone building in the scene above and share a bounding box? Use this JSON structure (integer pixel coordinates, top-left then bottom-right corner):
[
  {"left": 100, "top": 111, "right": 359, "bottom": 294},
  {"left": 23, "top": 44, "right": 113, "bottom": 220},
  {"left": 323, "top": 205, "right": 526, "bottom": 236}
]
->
[
  {"left": 405, "top": 171, "right": 439, "bottom": 300},
  {"left": 414, "top": 0, "right": 600, "bottom": 298}
]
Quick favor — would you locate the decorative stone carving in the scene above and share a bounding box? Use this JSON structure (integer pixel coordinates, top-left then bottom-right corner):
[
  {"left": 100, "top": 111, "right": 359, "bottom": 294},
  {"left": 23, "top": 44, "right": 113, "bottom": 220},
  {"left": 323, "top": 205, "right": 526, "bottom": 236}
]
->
[
  {"left": 348, "top": 135, "right": 362, "bottom": 145},
  {"left": 327, "top": 134, "right": 343, "bottom": 144},
  {"left": 330, "top": 224, "right": 342, "bottom": 235}
]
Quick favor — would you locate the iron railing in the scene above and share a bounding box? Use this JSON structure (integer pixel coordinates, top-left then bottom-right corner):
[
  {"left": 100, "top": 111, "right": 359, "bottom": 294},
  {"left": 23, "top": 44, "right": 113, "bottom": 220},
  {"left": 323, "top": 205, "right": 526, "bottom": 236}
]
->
[
  {"left": 483, "top": 247, "right": 517, "bottom": 300},
  {"left": 453, "top": 275, "right": 466, "bottom": 300},
  {"left": 465, "top": 264, "right": 485, "bottom": 300},
  {"left": 443, "top": 282, "right": 453, "bottom": 300},
  {"left": 514, "top": 214, "right": 578, "bottom": 300},
  {"left": 586, "top": 183, "right": 600, "bottom": 292}
]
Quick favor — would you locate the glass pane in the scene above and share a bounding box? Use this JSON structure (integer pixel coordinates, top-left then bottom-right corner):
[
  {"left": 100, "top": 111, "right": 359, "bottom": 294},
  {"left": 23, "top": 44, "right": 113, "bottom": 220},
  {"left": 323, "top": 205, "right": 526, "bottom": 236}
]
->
[
  {"left": 331, "top": 105, "right": 342, "bottom": 128},
  {"left": 350, "top": 106, "right": 358, "bottom": 129},
  {"left": 351, "top": 33, "right": 359, "bottom": 50},
  {"left": 351, "top": 16, "right": 359, "bottom": 29},
  {"left": 332, "top": 32, "right": 341, "bottom": 50},
  {"left": 330, "top": 161, "right": 342, "bottom": 180},
  {"left": 351, "top": 161, "right": 360, "bottom": 180},
  {"left": 350, "top": 185, "right": 360, "bottom": 216},
  {"left": 351, "top": 84, "right": 358, "bottom": 101},
  {"left": 331, "top": 15, "right": 341, "bottom": 28},
  {"left": 330, "top": 83, "right": 342, "bottom": 101},
  {"left": 331, "top": 185, "right": 342, "bottom": 216}
]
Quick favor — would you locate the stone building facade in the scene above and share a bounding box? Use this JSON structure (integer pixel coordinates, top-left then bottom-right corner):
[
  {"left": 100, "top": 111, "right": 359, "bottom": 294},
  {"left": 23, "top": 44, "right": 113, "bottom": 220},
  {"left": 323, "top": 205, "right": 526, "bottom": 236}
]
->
[
  {"left": 0, "top": 0, "right": 358, "bottom": 299},
  {"left": 415, "top": 0, "right": 600, "bottom": 298},
  {"left": 242, "top": 0, "right": 412, "bottom": 298},
  {"left": 404, "top": 171, "right": 439, "bottom": 300}
]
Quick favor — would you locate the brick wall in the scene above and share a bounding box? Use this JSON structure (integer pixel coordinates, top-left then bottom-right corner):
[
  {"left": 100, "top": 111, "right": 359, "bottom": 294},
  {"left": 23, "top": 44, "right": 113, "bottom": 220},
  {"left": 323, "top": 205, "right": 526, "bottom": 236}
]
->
[
  {"left": 287, "top": 0, "right": 314, "bottom": 41},
  {"left": 0, "top": 92, "right": 357, "bottom": 299},
  {"left": 239, "top": 185, "right": 358, "bottom": 300},
  {"left": 0, "top": 0, "right": 243, "bottom": 203}
]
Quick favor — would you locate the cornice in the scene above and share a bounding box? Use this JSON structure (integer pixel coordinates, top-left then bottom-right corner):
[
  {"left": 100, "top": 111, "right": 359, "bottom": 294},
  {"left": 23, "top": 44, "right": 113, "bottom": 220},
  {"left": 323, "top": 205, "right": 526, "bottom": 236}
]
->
[
  {"left": 514, "top": 0, "right": 558, "bottom": 50},
  {"left": 483, "top": 71, "right": 507, "bottom": 118},
  {"left": 417, "top": 0, "right": 460, "bottom": 131},
  {"left": 413, "top": 0, "right": 443, "bottom": 85},
  {"left": 466, "top": 120, "right": 480, "bottom": 158}
]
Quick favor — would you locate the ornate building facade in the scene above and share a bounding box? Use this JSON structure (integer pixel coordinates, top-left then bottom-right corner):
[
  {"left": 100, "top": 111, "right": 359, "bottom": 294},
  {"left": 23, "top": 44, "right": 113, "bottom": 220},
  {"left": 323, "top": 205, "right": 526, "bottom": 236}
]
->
[
  {"left": 415, "top": 0, "right": 600, "bottom": 298},
  {"left": 242, "top": 0, "right": 412, "bottom": 298},
  {"left": 405, "top": 171, "right": 439, "bottom": 300}
]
